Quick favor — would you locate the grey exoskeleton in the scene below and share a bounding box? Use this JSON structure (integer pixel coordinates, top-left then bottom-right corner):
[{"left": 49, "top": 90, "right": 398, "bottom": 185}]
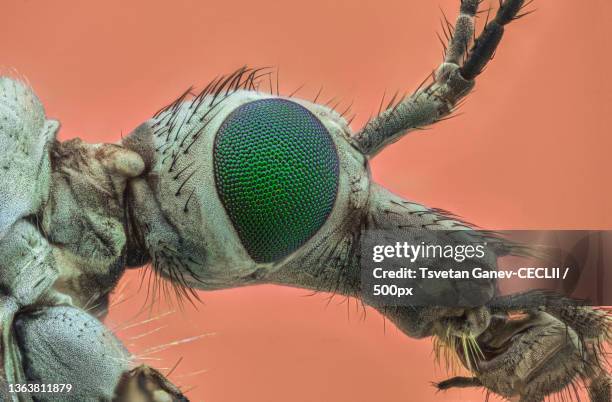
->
[{"left": 1, "top": 1, "right": 610, "bottom": 401}]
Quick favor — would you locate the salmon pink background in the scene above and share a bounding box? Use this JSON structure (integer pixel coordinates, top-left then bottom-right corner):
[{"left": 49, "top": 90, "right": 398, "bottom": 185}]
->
[{"left": 2, "top": 1, "right": 611, "bottom": 401}]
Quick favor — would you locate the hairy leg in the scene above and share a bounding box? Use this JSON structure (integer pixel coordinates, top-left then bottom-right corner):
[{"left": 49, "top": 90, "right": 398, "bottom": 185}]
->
[{"left": 353, "top": 0, "right": 528, "bottom": 156}]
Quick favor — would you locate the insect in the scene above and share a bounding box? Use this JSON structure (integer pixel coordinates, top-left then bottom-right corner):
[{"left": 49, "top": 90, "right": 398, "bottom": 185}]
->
[{"left": 0, "top": 0, "right": 609, "bottom": 401}]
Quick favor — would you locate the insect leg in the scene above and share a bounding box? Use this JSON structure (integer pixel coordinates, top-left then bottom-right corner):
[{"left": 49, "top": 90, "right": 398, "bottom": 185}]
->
[
  {"left": 353, "top": 0, "right": 528, "bottom": 157},
  {"left": 13, "top": 305, "right": 188, "bottom": 401},
  {"left": 434, "top": 376, "right": 482, "bottom": 390}
]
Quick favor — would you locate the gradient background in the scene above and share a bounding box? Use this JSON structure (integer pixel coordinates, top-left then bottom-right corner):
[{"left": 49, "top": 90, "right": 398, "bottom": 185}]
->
[{"left": 2, "top": 1, "right": 611, "bottom": 401}]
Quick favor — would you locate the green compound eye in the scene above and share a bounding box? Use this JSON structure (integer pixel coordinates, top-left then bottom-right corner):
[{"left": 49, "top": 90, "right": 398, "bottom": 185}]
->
[{"left": 213, "top": 99, "right": 339, "bottom": 263}]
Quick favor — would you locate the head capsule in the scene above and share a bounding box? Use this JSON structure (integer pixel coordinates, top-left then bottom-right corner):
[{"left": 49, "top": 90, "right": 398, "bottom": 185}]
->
[{"left": 124, "top": 76, "right": 369, "bottom": 290}]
